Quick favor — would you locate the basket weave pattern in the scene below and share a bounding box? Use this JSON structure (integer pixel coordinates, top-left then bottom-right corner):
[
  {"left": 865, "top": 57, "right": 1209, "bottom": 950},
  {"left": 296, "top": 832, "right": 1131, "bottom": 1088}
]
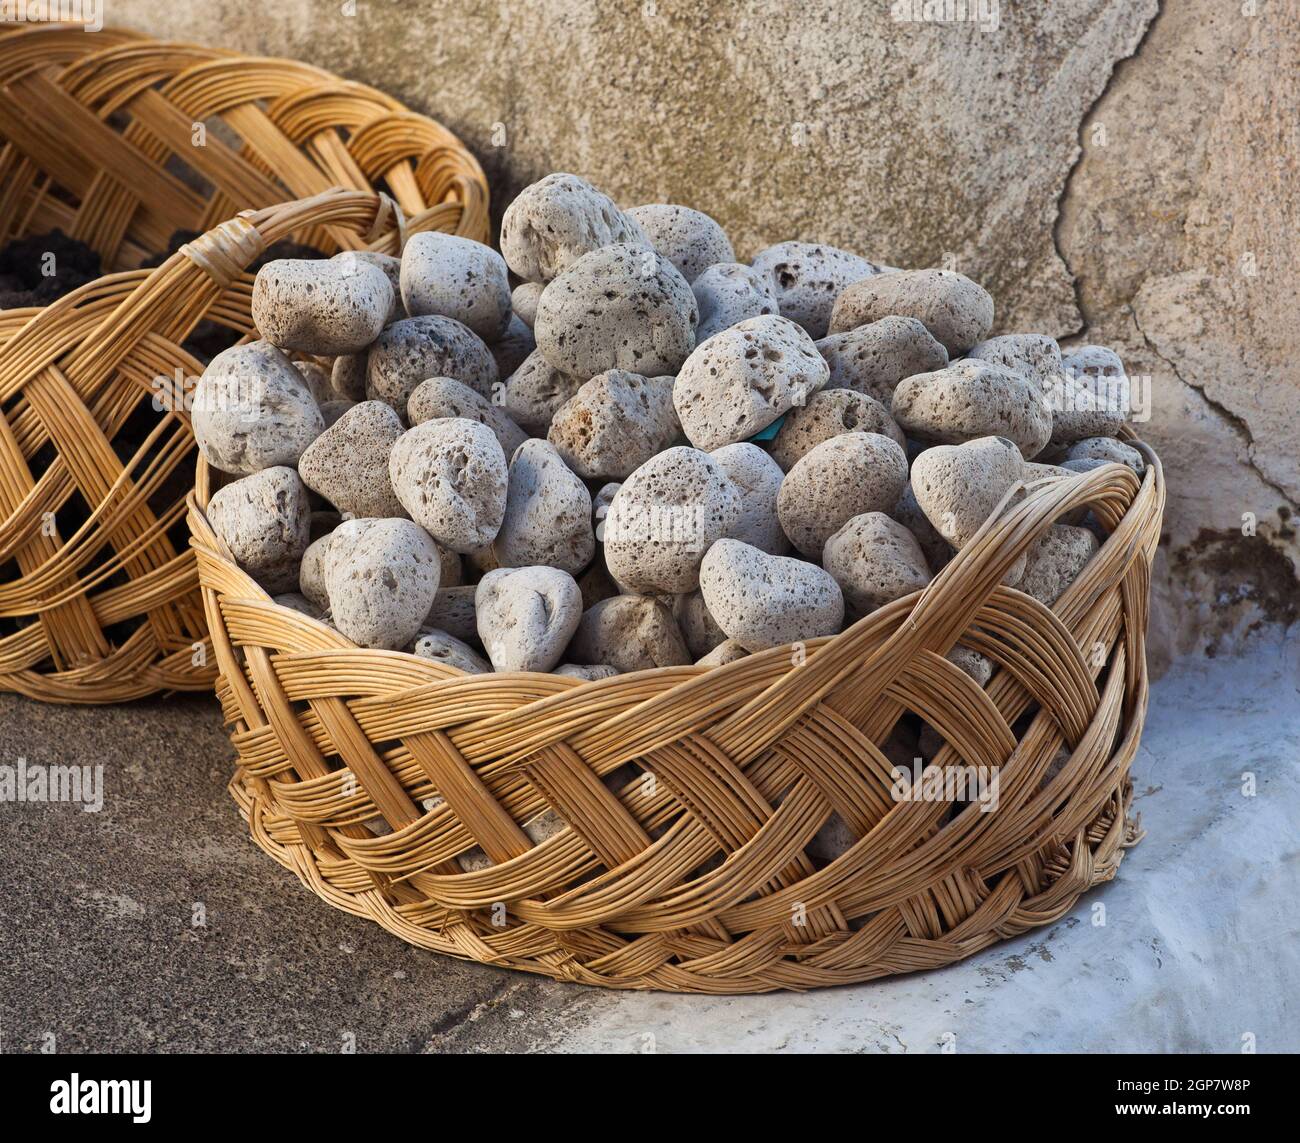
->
[
  {"left": 0, "top": 26, "right": 488, "bottom": 702},
  {"left": 190, "top": 442, "right": 1163, "bottom": 993}
]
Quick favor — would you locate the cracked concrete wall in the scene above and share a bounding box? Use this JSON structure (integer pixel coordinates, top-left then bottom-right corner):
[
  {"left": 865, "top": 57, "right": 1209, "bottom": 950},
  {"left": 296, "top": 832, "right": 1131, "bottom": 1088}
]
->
[{"left": 104, "top": 0, "right": 1299, "bottom": 666}]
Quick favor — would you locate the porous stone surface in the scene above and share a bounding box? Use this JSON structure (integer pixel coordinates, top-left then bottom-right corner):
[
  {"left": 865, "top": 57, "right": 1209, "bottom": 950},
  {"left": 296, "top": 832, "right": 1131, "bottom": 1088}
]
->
[
  {"left": 411, "top": 628, "right": 491, "bottom": 674},
  {"left": 296, "top": 400, "right": 406, "bottom": 518},
  {"left": 769, "top": 388, "right": 903, "bottom": 471},
  {"left": 475, "top": 565, "right": 583, "bottom": 672},
  {"left": 696, "top": 639, "right": 749, "bottom": 668},
  {"left": 272, "top": 592, "right": 324, "bottom": 620},
  {"left": 293, "top": 360, "right": 331, "bottom": 403},
  {"left": 318, "top": 400, "right": 355, "bottom": 428},
  {"left": 424, "top": 584, "right": 480, "bottom": 644},
  {"left": 823, "top": 512, "right": 932, "bottom": 616},
  {"left": 909, "top": 436, "right": 1025, "bottom": 550},
  {"left": 709, "top": 442, "right": 789, "bottom": 555},
  {"left": 829, "top": 269, "right": 994, "bottom": 356},
  {"left": 400, "top": 231, "right": 512, "bottom": 341},
  {"left": 501, "top": 349, "right": 584, "bottom": 435},
  {"left": 626, "top": 203, "right": 735, "bottom": 283},
  {"left": 366, "top": 315, "right": 498, "bottom": 409},
  {"left": 388, "top": 417, "right": 508, "bottom": 553},
  {"left": 490, "top": 313, "right": 536, "bottom": 378},
  {"left": 673, "top": 314, "right": 828, "bottom": 450},
  {"left": 698, "top": 539, "right": 844, "bottom": 652},
  {"left": 298, "top": 533, "right": 332, "bottom": 609},
  {"left": 671, "top": 590, "right": 727, "bottom": 658},
  {"left": 511, "top": 281, "right": 544, "bottom": 329},
  {"left": 604, "top": 447, "right": 742, "bottom": 593},
  {"left": 691, "top": 262, "right": 780, "bottom": 343},
  {"left": 346, "top": 250, "right": 404, "bottom": 324},
  {"left": 547, "top": 371, "right": 679, "bottom": 479},
  {"left": 1063, "top": 436, "right": 1146, "bottom": 475},
  {"left": 892, "top": 360, "right": 1053, "bottom": 459},
  {"left": 553, "top": 663, "right": 620, "bottom": 681},
  {"left": 329, "top": 352, "right": 368, "bottom": 402},
  {"left": 815, "top": 316, "right": 949, "bottom": 406},
  {"left": 251, "top": 254, "right": 393, "bottom": 355},
  {"left": 568, "top": 595, "right": 691, "bottom": 672},
  {"left": 751, "top": 241, "right": 881, "bottom": 339},
  {"left": 193, "top": 340, "right": 324, "bottom": 475},
  {"left": 968, "top": 334, "right": 1063, "bottom": 392},
  {"left": 500, "top": 172, "right": 648, "bottom": 282},
  {"left": 494, "top": 438, "right": 594, "bottom": 573},
  {"left": 776, "top": 431, "right": 908, "bottom": 558},
  {"left": 324, "top": 518, "right": 441, "bottom": 650},
  {"left": 1018, "top": 524, "right": 1101, "bottom": 607},
  {"left": 534, "top": 243, "right": 697, "bottom": 380},
  {"left": 1048, "top": 345, "right": 1129, "bottom": 447},
  {"left": 206, "top": 465, "right": 311, "bottom": 594},
  {"left": 407, "top": 376, "right": 528, "bottom": 458}
]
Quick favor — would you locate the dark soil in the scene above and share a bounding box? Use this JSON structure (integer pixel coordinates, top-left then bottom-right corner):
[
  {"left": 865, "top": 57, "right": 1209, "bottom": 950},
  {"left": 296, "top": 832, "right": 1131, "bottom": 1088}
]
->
[{"left": 0, "top": 229, "right": 102, "bottom": 309}]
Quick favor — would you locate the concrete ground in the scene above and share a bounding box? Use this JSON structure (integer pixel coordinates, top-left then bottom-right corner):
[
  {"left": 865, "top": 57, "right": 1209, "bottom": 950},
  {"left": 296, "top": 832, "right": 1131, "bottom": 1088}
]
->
[{"left": 1, "top": 634, "right": 1296, "bottom": 1054}]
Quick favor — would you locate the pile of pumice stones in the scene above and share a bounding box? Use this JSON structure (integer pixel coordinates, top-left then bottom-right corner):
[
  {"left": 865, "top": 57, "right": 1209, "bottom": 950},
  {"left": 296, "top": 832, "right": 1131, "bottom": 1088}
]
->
[{"left": 193, "top": 172, "right": 1142, "bottom": 859}]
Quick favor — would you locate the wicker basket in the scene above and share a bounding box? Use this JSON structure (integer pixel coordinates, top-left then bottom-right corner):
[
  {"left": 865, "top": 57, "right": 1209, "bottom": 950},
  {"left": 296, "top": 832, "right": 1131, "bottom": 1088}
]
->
[
  {"left": 189, "top": 429, "right": 1164, "bottom": 992},
  {"left": 0, "top": 25, "right": 489, "bottom": 702}
]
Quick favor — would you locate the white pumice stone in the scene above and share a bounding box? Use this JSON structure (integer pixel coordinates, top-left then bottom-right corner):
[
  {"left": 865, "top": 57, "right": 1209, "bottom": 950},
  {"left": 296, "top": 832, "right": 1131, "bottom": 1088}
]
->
[
  {"left": 424, "top": 584, "right": 479, "bottom": 643},
  {"left": 698, "top": 538, "right": 844, "bottom": 652},
  {"left": 776, "top": 431, "right": 909, "bottom": 558},
  {"left": 344, "top": 250, "right": 403, "bottom": 324},
  {"left": 578, "top": 561, "right": 620, "bottom": 610},
  {"left": 568, "top": 595, "right": 692, "bottom": 672},
  {"left": 330, "top": 352, "right": 368, "bottom": 401},
  {"left": 293, "top": 360, "right": 331, "bottom": 403},
  {"left": 696, "top": 639, "right": 749, "bottom": 667},
  {"left": 318, "top": 399, "right": 356, "bottom": 428},
  {"left": 751, "top": 241, "right": 882, "bottom": 339},
  {"left": 489, "top": 313, "right": 536, "bottom": 378},
  {"left": 273, "top": 592, "right": 324, "bottom": 620},
  {"left": 691, "top": 262, "right": 780, "bottom": 342},
  {"left": 534, "top": 243, "right": 698, "bottom": 380},
  {"left": 948, "top": 646, "right": 993, "bottom": 687},
  {"left": 251, "top": 254, "right": 393, "bottom": 356},
  {"left": 592, "top": 482, "right": 621, "bottom": 542},
  {"left": 822, "top": 511, "right": 932, "bottom": 616},
  {"left": 816, "top": 316, "right": 950, "bottom": 405},
  {"left": 297, "top": 400, "right": 407, "bottom": 518},
  {"left": 709, "top": 442, "right": 789, "bottom": 555},
  {"left": 411, "top": 628, "right": 492, "bottom": 674},
  {"left": 1045, "top": 368, "right": 1128, "bottom": 448},
  {"left": 366, "top": 315, "right": 498, "bottom": 409},
  {"left": 299, "top": 533, "right": 332, "bottom": 609},
  {"left": 604, "top": 446, "right": 742, "bottom": 593},
  {"left": 400, "top": 231, "right": 512, "bottom": 342},
  {"left": 501, "top": 349, "right": 584, "bottom": 435},
  {"left": 193, "top": 340, "right": 324, "bottom": 475},
  {"left": 1063, "top": 436, "right": 1146, "bottom": 475},
  {"left": 1017, "top": 524, "right": 1100, "bottom": 606},
  {"left": 388, "top": 417, "right": 508, "bottom": 553},
  {"left": 207, "top": 466, "right": 311, "bottom": 593},
  {"left": 893, "top": 484, "right": 954, "bottom": 573},
  {"left": 494, "top": 438, "right": 595, "bottom": 573},
  {"left": 547, "top": 371, "right": 679, "bottom": 479},
  {"left": 672, "top": 590, "right": 728, "bottom": 658},
  {"left": 673, "top": 314, "right": 829, "bottom": 450},
  {"left": 768, "top": 388, "right": 904, "bottom": 471},
  {"left": 891, "top": 359, "right": 1053, "bottom": 459},
  {"left": 511, "top": 281, "right": 545, "bottom": 329},
  {"left": 909, "top": 436, "right": 1025, "bottom": 550},
  {"left": 435, "top": 542, "right": 463, "bottom": 589},
  {"left": 324, "top": 518, "right": 441, "bottom": 650},
  {"left": 554, "top": 663, "right": 620, "bottom": 681},
  {"left": 475, "top": 565, "right": 583, "bottom": 672},
  {"left": 499, "top": 172, "right": 649, "bottom": 282},
  {"left": 967, "top": 333, "right": 1062, "bottom": 392},
  {"left": 406, "top": 376, "right": 528, "bottom": 458},
  {"left": 626, "top": 203, "right": 735, "bottom": 283},
  {"left": 829, "top": 268, "right": 995, "bottom": 355}
]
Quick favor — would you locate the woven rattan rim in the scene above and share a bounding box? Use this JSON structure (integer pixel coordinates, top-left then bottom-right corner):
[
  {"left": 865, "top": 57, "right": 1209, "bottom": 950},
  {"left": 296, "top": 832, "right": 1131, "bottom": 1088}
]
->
[
  {"left": 0, "top": 24, "right": 489, "bottom": 702},
  {"left": 188, "top": 435, "right": 1164, "bottom": 992}
]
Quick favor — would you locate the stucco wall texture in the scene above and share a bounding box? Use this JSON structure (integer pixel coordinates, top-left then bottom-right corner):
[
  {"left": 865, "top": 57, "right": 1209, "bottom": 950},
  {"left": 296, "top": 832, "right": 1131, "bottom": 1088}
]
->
[{"left": 108, "top": 0, "right": 1300, "bottom": 668}]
